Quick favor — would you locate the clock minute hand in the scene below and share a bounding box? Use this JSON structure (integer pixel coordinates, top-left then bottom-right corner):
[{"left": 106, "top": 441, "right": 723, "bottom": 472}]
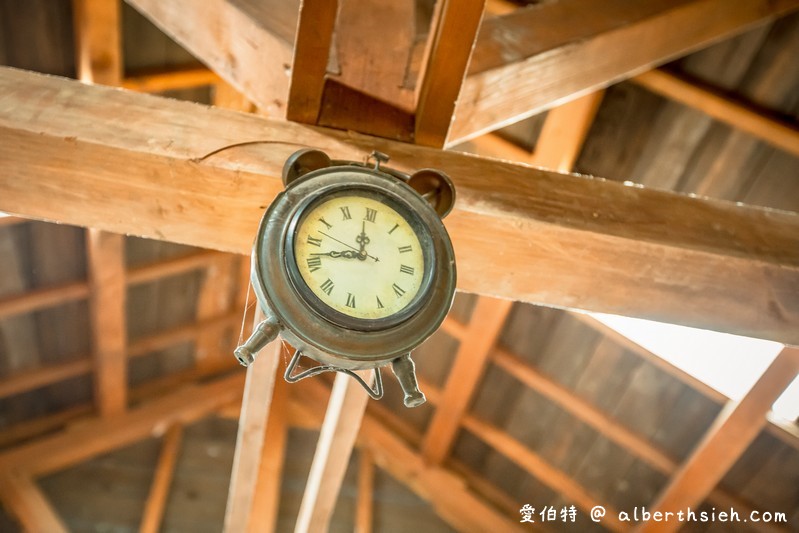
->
[{"left": 319, "top": 231, "right": 379, "bottom": 262}]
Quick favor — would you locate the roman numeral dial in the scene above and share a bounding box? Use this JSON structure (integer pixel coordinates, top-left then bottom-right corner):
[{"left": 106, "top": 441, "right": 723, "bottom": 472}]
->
[{"left": 293, "top": 193, "right": 426, "bottom": 321}]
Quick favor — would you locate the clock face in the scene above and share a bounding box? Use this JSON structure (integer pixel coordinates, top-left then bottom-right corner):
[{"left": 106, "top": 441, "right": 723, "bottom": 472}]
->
[{"left": 291, "top": 192, "right": 428, "bottom": 324}]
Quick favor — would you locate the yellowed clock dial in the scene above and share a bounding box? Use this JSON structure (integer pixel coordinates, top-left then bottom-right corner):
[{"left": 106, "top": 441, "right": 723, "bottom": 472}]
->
[{"left": 293, "top": 194, "right": 425, "bottom": 320}]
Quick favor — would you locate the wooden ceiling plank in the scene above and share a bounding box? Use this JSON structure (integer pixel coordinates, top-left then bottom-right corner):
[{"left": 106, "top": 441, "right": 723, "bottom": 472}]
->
[
  {"left": 86, "top": 230, "right": 128, "bottom": 417},
  {"left": 0, "top": 472, "right": 69, "bottom": 533},
  {"left": 421, "top": 298, "right": 514, "bottom": 464},
  {"left": 461, "top": 414, "right": 627, "bottom": 532},
  {"left": 2, "top": 68, "right": 799, "bottom": 344},
  {"left": 632, "top": 69, "right": 799, "bottom": 158},
  {"left": 139, "top": 423, "right": 184, "bottom": 533},
  {"left": 492, "top": 346, "right": 677, "bottom": 475},
  {"left": 246, "top": 356, "right": 290, "bottom": 533},
  {"left": 414, "top": 0, "right": 485, "bottom": 147},
  {"left": 223, "top": 326, "right": 281, "bottom": 533},
  {"left": 285, "top": 0, "right": 337, "bottom": 123},
  {"left": 125, "top": 0, "right": 296, "bottom": 117},
  {"left": 639, "top": 346, "right": 799, "bottom": 533},
  {"left": 122, "top": 65, "right": 220, "bottom": 93},
  {"left": 295, "top": 372, "right": 373, "bottom": 533},
  {"left": 450, "top": 0, "right": 799, "bottom": 143},
  {"left": 354, "top": 450, "right": 374, "bottom": 533},
  {"left": 295, "top": 378, "right": 525, "bottom": 533},
  {"left": 530, "top": 90, "right": 604, "bottom": 171}
]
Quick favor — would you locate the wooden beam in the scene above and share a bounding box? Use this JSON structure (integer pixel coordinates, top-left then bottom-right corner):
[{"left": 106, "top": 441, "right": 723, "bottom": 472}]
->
[
  {"left": 125, "top": 0, "right": 296, "bottom": 117},
  {"left": 139, "top": 424, "right": 184, "bottom": 533},
  {"left": 223, "top": 329, "right": 281, "bottom": 533},
  {"left": 122, "top": 65, "right": 220, "bottom": 93},
  {"left": 296, "top": 378, "right": 524, "bottom": 533},
  {"left": 86, "top": 229, "right": 128, "bottom": 417},
  {"left": 530, "top": 91, "right": 604, "bottom": 171},
  {"left": 640, "top": 346, "right": 799, "bottom": 533},
  {"left": 247, "top": 356, "right": 289, "bottom": 533},
  {"left": 355, "top": 450, "right": 374, "bottom": 533},
  {"left": 295, "top": 372, "right": 373, "bottom": 533},
  {"left": 414, "top": 0, "right": 485, "bottom": 147},
  {"left": 0, "top": 373, "right": 244, "bottom": 476},
  {"left": 2, "top": 68, "right": 799, "bottom": 344},
  {"left": 632, "top": 69, "right": 799, "bottom": 158},
  {"left": 450, "top": 0, "right": 799, "bottom": 143},
  {"left": 422, "top": 298, "right": 513, "bottom": 464},
  {"left": 0, "top": 472, "right": 68, "bottom": 533},
  {"left": 461, "top": 415, "right": 626, "bottom": 532}
]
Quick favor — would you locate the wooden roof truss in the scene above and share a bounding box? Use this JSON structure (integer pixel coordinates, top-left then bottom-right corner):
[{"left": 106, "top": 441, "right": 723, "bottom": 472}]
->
[{"left": 0, "top": 0, "right": 798, "bottom": 531}]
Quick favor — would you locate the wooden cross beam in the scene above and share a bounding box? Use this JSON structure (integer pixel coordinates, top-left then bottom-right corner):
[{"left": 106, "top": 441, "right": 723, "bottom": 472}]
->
[
  {"left": 125, "top": 0, "right": 799, "bottom": 145},
  {"left": 1, "top": 67, "right": 798, "bottom": 344}
]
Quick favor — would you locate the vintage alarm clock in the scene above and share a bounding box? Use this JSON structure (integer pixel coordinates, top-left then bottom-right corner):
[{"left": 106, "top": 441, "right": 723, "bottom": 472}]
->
[{"left": 234, "top": 149, "right": 456, "bottom": 407}]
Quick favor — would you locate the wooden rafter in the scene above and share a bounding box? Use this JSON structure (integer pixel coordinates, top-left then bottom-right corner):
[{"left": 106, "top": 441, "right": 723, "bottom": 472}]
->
[
  {"left": 296, "top": 372, "right": 374, "bottom": 533},
  {"left": 0, "top": 374, "right": 244, "bottom": 476},
  {"left": 139, "top": 423, "right": 184, "bottom": 533},
  {"left": 640, "top": 347, "right": 799, "bottom": 533},
  {"left": 421, "top": 298, "right": 513, "bottom": 464},
  {"left": 122, "top": 65, "right": 220, "bottom": 93},
  {"left": 2, "top": 68, "right": 797, "bottom": 344},
  {"left": 632, "top": 68, "right": 799, "bottom": 158},
  {"left": 0, "top": 472, "right": 68, "bottom": 533},
  {"left": 530, "top": 91, "right": 605, "bottom": 171},
  {"left": 450, "top": 0, "right": 799, "bottom": 143},
  {"left": 296, "top": 378, "right": 525, "bottom": 533},
  {"left": 194, "top": 254, "right": 236, "bottom": 372}
]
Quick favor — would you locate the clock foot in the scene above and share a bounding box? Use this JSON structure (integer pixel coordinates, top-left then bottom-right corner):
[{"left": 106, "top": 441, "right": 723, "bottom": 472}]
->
[
  {"left": 392, "top": 354, "right": 426, "bottom": 408},
  {"left": 234, "top": 315, "right": 280, "bottom": 366}
]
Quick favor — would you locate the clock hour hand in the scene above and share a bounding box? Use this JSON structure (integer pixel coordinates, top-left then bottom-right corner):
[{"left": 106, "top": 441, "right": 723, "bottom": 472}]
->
[
  {"left": 311, "top": 250, "right": 361, "bottom": 259},
  {"left": 319, "top": 231, "right": 379, "bottom": 262}
]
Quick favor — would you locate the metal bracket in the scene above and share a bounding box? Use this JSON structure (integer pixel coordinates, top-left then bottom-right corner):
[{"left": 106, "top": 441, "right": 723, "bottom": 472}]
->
[{"left": 284, "top": 349, "right": 384, "bottom": 400}]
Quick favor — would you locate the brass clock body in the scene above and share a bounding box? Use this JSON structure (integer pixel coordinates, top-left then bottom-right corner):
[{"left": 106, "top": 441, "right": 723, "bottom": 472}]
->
[{"left": 234, "top": 150, "right": 456, "bottom": 407}]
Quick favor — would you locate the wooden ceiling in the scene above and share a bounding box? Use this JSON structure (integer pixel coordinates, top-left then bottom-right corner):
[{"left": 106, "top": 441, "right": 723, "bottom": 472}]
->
[{"left": 0, "top": 0, "right": 798, "bottom": 532}]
